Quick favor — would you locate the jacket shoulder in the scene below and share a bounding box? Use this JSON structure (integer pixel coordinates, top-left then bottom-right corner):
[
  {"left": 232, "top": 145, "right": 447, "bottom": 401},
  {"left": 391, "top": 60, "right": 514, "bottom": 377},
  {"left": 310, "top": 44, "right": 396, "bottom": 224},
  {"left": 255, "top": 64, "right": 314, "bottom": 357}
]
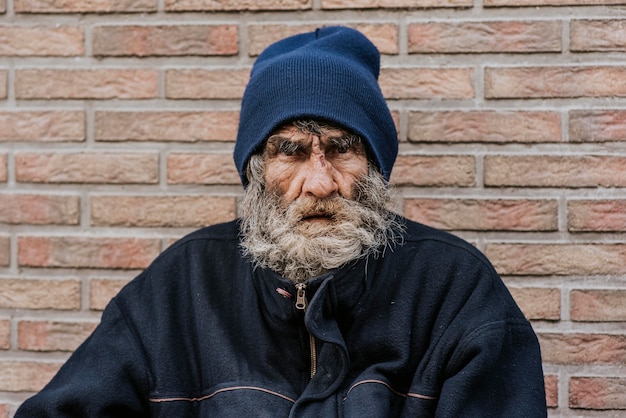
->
[
  {"left": 400, "top": 217, "right": 483, "bottom": 257},
  {"left": 153, "top": 219, "right": 241, "bottom": 260},
  {"left": 114, "top": 220, "right": 243, "bottom": 300},
  {"left": 174, "top": 219, "right": 240, "bottom": 245}
]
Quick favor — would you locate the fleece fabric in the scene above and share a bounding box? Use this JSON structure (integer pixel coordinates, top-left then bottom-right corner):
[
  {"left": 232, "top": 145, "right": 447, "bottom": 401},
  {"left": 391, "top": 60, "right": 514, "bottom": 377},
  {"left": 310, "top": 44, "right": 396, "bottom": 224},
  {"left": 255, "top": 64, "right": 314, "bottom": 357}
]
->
[{"left": 16, "top": 218, "right": 547, "bottom": 417}]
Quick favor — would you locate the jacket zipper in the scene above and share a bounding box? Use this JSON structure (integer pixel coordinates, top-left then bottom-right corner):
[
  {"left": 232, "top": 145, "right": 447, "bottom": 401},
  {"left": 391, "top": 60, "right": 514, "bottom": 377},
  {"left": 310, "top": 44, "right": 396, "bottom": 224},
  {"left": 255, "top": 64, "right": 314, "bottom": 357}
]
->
[{"left": 295, "top": 283, "right": 317, "bottom": 379}]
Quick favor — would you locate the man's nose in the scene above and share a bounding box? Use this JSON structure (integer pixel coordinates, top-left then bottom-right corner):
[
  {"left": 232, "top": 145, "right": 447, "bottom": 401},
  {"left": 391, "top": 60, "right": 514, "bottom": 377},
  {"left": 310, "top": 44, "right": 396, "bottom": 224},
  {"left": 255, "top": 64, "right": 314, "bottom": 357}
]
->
[{"left": 300, "top": 154, "right": 338, "bottom": 198}]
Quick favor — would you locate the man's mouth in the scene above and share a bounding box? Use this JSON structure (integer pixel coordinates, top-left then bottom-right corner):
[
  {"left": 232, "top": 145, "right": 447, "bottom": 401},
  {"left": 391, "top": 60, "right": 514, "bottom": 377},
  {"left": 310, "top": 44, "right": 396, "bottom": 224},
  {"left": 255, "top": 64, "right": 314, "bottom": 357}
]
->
[
  {"left": 292, "top": 198, "right": 342, "bottom": 224},
  {"left": 301, "top": 212, "right": 333, "bottom": 222}
]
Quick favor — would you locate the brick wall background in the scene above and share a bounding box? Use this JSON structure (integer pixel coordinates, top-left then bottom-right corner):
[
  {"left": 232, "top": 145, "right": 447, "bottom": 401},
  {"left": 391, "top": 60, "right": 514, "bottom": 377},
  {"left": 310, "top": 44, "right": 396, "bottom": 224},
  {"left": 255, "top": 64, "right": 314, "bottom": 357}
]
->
[{"left": 0, "top": 0, "right": 625, "bottom": 416}]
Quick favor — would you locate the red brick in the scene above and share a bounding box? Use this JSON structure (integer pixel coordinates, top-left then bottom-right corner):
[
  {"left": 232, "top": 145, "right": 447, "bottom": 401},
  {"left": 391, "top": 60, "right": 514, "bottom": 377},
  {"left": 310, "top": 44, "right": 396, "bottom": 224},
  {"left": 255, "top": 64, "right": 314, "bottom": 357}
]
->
[
  {"left": 15, "top": 0, "right": 157, "bottom": 13},
  {"left": 166, "top": 69, "right": 249, "bottom": 99},
  {"left": 539, "top": 333, "right": 626, "bottom": 365},
  {"left": 0, "top": 361, "right": 61, "bottom": 392},
  {"left": 0, "top": 70, "right": 6, "bottom": 99},
  {"left": 15, "top": 152, "right": 158, "bottom": 184},
  {"left": 91, "top": 195, "right": 236, "bottom": 227},
  {"left": 93, "top": 24, "right": 237, "bottom": 57},
  {"left": 486, "top": 243, "right": 626, "bottom": 276},
  {"left": 570, "top": 109, "right": 626, "bottom": 143},
  {"left": 16, "top": 69, "right": 158, "bottom": 99},
  {"left": 485, "top": 0, "right": 626, "bottom": 5},
  {"left": 90, "top": 278, "right": 130, "bottom": 310},
  {"left": 248, "top": 23, "right": 398, "bottom": 56},
  {"left": 408, "top": 111, "right": 561, "bottom": 143},
  {"left": 0, "top": 236, "right": 8, "bottom": 267},
  {"left": 18, "top": 236, "right": 161, "bottom": 269},
  {"left": 380, "top": 68, "right": 474, "bottom": 99},
  {"left": 0, "top": 194, "right": 79, "bottom": 225},
  {"left": 0, "top": 279, "right": 81, "bottom": 310},
  {"left": 0, "top": 154, "right": 6, "bottom": 182},
  {"left": 545, "top": 375, "right": 558, "bottom": 408},
  {"left": 485, "top": 66, "right": 626, "bottom": 99},
  {"left": 484, "top": 155, "right": 626, "bottom": 188},
  {"left": 570, "top": 377, "right": 626, "bottom": 409},
  {"left": 165, "top": 0, "right": 310, "bottom": 11},
  {"left": 568, "top": 200, "right": 626, "bottom": 232},
  {"left": 571, "top": 19, "right": 626, "bottom": 52},
  {"left": 18, "top": 320, "right": 97, "bottom": 352},
  {"left": 571, "top": 290, "right": 626, "bottom": 322},
  {"left": 404, "top": 198, "right": 558, "bottom": 231},
  {"left": 322, "top": 0, "right": 472, "bottom": 9},
  {"left": 408, "top": 21, "right": 561, "bottom": 53},
  {"left": 0, "top": 26, "right": 83, "bottom": 56},
  {"left": 95, "top": 111, "right": 238, "bottom": 142},
  {"left": 508, "top": 287, "right": 561, "bottom": 320},
  {"left": 0, "top": 111, "right": 84, "bottom": 142},
  {"left": 167, "top": 153, "right": 240, "bottom": 185},
  {"left": 0, "top": 319, "right": 9, "bottom": 350},
  {"left": 390, "top": 155, "right": 475, "bottom": 187}
]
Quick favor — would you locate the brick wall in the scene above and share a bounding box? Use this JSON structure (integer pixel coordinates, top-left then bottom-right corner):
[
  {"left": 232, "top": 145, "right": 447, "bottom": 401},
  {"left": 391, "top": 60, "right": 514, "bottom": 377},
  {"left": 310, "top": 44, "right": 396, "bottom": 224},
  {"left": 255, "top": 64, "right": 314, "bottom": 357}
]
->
[{"left": 0, "top": 0, "right": 625, "bottom": 416}]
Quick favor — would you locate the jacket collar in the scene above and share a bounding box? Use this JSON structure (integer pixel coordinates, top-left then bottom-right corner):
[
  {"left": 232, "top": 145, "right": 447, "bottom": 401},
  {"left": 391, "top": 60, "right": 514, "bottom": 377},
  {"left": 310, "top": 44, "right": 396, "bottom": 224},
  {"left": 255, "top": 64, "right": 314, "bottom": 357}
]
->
[{"left": 251, "top": 256, "right": 376, "bottom": 328}]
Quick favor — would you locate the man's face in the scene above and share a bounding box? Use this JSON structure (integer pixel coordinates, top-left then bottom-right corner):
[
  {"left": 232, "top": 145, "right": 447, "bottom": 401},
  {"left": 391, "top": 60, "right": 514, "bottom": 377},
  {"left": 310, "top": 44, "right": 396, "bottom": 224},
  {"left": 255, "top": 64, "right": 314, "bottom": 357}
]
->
[
  {"left": 263, "top": 124, "right": 369, "bottom": 211},
  {"left": 240, "top": 120, "right": 396, "bottom": 282}
]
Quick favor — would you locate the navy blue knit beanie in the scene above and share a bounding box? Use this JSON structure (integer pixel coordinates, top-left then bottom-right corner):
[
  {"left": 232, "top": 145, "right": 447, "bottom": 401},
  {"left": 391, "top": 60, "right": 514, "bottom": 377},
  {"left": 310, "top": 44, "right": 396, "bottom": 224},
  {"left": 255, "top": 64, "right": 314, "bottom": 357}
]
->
[{"left": 234, "top": 26, "right": 398, "bottom": 186}]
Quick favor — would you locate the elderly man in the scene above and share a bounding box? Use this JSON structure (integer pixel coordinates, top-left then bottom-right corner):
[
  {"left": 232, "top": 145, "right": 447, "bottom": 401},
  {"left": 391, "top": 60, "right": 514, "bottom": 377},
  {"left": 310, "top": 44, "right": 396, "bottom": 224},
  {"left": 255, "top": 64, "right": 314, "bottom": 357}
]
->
[{"left": 16, "top": 26, "right": 546, "bottom": 417}]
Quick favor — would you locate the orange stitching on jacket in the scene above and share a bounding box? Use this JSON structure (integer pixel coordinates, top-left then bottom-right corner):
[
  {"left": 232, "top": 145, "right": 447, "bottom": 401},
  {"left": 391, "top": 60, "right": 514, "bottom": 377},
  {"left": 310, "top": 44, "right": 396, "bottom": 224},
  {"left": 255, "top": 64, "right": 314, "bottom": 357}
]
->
[
  {"left": 344, "top": 379, "right": 437, "bottom": 401},
  {"left": 149, "top": 386, "right": 296, "bottom": 404}
]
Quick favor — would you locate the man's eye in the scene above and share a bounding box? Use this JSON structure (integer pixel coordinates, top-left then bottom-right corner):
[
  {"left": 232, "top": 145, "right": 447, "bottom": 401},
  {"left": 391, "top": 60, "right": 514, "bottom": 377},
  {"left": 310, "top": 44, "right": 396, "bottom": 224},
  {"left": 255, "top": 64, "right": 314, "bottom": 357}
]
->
[
  {"left": 336, "top": 144, "right": 351, "bottom": 154},
  {"left": 278, "top": 141, "right": 300, "bottom": 156},
  {"left": 328, "top": 136, "right": 361, "bottom": 156},
  {"left": 330, "top": 140, "right": 358, "bottom": 155}
]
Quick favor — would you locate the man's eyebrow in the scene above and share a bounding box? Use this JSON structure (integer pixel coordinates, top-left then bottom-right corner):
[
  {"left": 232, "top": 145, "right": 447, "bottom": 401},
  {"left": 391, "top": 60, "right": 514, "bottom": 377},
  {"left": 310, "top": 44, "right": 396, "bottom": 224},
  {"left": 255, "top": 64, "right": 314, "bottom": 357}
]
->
[
  {"left": 328, "top": 134, "right": 359, "bottom": 143},
  {"left": 327, "top": 134, "right": 363, "bottom": 149},
  {"left": 264, "top": 131, "right": 361, "bottom": 154},
  {"left": 266, "top": 134, "right": 292, "bottom": 145},
  {"left": 265, "top": 135, "right": 306, "bottom": 155}
]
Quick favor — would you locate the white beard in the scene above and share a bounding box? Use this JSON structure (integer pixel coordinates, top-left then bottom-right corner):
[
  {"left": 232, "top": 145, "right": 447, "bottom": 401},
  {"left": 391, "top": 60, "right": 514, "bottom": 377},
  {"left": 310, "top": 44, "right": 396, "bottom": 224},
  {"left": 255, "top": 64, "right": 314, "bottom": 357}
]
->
[{"left": 239, "top": 170, "right": 400, "bottom": 283}]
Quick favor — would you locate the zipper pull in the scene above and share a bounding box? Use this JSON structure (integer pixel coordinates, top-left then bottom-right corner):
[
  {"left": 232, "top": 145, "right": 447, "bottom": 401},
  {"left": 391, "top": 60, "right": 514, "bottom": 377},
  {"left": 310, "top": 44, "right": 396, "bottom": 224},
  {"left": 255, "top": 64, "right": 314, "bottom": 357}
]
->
[{"left": 295, "top": 283, "right": 307, "bottom": 311}]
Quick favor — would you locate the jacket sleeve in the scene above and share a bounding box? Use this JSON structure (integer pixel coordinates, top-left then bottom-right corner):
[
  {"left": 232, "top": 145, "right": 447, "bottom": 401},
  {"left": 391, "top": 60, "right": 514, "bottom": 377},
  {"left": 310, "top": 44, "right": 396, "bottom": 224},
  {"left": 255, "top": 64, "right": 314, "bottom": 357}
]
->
[
  {"left": 436, "top": 319, "right": 547, "bottom": 418},
  {"left": 15, "top": 299, "right": 150, "bottom": 418}
]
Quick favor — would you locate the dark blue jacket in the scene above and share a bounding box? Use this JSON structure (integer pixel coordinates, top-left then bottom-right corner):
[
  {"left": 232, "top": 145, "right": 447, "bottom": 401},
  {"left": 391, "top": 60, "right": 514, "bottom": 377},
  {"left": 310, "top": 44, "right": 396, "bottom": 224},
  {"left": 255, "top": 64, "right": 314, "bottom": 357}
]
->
[{"left": 16, "top": 218, "right": 547, "bottom": 417}]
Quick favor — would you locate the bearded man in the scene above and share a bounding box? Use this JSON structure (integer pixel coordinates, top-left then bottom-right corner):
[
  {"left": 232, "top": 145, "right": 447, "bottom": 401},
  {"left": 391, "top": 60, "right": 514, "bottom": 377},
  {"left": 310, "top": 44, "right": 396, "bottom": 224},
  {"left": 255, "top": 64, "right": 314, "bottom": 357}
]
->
[
  {"left": 240, "top": 119, "right": 400, "bottom": 283},
  {"left": 16, "top": 26, "right": 547, "bottom": 417}
]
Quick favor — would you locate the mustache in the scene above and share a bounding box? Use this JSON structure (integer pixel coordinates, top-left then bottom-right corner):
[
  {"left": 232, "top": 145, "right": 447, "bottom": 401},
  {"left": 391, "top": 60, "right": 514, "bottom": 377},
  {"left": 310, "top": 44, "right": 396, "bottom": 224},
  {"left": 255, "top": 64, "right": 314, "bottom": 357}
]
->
[{"left": 286, "top": 196, "right": 352, "bottom": 221}]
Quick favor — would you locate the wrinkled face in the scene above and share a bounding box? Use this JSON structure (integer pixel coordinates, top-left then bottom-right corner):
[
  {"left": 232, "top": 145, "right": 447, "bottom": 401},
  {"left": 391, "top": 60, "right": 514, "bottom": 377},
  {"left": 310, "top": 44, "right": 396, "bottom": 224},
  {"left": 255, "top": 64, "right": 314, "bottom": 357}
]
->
[
  {"left": 263, "top": 123, "right": 369, "bottom": 212},
  {"left": 240, "top": 120, "right": 398, "bottom": 282}
]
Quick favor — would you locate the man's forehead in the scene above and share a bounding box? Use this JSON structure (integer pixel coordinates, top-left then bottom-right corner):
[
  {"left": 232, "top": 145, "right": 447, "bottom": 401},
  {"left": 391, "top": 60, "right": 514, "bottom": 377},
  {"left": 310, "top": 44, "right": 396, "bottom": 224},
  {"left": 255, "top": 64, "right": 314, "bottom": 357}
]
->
[{"left": 270, "top": 122, "right": 349, "bottom": 140}]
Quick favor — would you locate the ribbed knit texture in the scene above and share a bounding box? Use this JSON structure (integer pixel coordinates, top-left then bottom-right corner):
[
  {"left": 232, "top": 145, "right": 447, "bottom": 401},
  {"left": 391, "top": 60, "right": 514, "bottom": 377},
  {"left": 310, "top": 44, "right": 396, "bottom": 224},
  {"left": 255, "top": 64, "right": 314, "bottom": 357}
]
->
[{"left": 234, "top": 26, "right": 398, "bottom": 185}]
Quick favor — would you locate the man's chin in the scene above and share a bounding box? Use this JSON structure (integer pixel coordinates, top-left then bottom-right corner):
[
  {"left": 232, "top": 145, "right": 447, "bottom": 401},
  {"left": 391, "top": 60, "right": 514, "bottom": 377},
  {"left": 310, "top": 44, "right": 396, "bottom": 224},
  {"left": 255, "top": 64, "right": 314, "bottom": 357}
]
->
[{"left": 295, "top": 219, "right": 335, "bottom": 237}]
